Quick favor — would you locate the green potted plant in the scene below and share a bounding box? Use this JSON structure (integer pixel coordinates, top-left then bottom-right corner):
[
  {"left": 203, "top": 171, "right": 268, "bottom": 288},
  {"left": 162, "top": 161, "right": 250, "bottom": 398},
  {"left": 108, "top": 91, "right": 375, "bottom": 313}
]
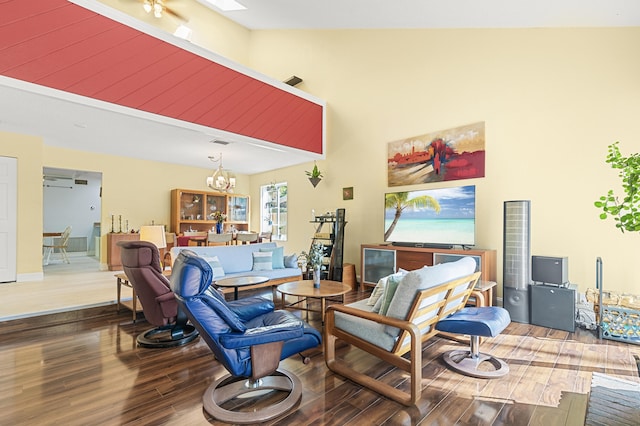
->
[
  {"left": 300, "top": 242, "right": 325, "bottom": 288},
  {"left": 594, "top": 142, "right": 640, "bottom": 232},
  {"left": 306, "top": 161, "right": 323, "bottom": 187}
]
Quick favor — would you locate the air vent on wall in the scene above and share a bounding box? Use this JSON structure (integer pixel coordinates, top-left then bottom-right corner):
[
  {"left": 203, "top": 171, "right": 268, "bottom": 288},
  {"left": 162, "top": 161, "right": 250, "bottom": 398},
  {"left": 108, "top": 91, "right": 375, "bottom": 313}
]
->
[
  {"left": 284, "top": 76, "right": 303, "bottom": 86},
  {"left": 43, "top": 175, "right": 73, "bottom": 181}
]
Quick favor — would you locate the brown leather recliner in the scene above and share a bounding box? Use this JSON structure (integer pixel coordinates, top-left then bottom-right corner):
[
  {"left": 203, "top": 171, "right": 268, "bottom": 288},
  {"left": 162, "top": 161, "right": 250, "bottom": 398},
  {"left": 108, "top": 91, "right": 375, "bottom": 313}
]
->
[{"left": 118, "top": 240, "right": 198, "bottom": 348}]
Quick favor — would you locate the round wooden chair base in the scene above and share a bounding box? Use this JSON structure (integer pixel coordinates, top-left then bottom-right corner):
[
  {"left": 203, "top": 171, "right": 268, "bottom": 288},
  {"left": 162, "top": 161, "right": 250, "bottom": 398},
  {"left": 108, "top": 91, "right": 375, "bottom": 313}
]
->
[
  {"left": 203, "top": 368, "right": 302, "bottom": 424},
  {"left": 136, "top": 325, "right": 199, "bottom": 348},
  {"left": 442, "top": 350, "right": 509, "bottom": 379}
]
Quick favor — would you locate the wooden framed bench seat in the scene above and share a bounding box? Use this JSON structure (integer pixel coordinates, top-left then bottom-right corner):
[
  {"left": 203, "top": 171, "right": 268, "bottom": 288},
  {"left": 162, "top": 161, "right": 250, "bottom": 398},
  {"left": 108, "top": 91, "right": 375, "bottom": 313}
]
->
[{"left": 324, "top": 258, "right": 481, "bottom": 406}]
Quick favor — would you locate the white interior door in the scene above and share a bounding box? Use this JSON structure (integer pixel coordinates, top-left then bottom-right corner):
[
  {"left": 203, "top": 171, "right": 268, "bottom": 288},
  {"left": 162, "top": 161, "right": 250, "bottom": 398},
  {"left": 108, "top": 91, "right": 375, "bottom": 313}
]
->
[{"left": 0, "top": 156, "right": 17, "bottom": 283}]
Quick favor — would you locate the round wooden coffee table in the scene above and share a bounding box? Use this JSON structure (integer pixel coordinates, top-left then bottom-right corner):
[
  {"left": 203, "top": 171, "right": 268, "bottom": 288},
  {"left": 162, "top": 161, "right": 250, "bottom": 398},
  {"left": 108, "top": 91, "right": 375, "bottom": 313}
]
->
[
  {"left": 277, "top": 280, "right": 351, "bottom": 323},
  {"left": 215, "top": 276, "right": 269, "bottom": 300}
]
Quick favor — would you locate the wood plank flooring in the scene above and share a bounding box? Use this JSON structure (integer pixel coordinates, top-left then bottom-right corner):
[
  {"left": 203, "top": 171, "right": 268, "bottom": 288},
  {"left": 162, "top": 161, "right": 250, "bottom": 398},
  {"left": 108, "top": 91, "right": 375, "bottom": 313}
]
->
[
  {"left": 1, "top": 285, "right": 639, "bottom": 426},
  {"left": 0, "top": 255, "right": 119, "bottom": 321}
]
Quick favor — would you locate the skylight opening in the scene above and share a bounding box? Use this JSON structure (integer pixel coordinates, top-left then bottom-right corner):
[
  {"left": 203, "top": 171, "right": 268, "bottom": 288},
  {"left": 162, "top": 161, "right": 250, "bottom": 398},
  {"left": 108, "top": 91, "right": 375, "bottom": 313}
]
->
[{"left": 205, "top": 0, "right": 246, "bottom": 11}]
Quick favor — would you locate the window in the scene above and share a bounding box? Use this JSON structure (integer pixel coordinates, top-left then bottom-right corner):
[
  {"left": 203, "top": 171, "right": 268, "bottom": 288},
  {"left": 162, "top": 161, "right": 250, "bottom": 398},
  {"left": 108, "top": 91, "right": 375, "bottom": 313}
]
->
[{"left": 260, "top": 182, "right": 287, "bottom": 241}]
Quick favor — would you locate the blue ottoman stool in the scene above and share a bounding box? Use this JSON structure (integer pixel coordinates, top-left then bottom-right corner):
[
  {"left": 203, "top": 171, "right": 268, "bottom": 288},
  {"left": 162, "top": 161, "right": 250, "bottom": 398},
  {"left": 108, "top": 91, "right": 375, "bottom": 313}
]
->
[{"left": 436, "top": 306, "right": 511, "bottom": 379}]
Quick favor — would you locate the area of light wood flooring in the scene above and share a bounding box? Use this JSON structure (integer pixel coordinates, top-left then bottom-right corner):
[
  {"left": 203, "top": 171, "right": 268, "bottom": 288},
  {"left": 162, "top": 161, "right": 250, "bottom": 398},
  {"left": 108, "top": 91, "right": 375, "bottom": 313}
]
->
[{"left": 0, "top": 254, "right": 128, "bottom": 321}]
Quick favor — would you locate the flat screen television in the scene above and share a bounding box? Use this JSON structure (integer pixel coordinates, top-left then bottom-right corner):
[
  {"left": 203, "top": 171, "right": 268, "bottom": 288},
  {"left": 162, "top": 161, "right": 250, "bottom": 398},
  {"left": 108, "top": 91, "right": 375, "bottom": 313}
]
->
[{"left": 384, "top": 185, "right": 476, "bottom": 248}]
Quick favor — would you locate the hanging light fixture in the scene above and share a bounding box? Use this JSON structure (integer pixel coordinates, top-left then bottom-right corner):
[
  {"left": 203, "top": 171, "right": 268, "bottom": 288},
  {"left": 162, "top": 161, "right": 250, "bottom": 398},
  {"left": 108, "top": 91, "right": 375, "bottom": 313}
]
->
[
  {"left": 143, "top": 0, "right": 165, "bottom": 18},
  {"left": 206, "top": 153, "right": 236, "bottom": 192}
]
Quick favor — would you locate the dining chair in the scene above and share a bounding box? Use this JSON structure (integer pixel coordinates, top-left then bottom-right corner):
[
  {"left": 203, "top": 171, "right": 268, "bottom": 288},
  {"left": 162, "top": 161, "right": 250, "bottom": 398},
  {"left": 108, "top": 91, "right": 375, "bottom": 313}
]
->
[
  {"left": 43, "top": 226, "right": 72, "bottom": 265},
  {"left": 236, "top": 232, "right": 258, "bottom": 245},
  {"left": 259, "top": 231, "right": 272, "bottom": 242},
  {"left": 207, "top": 232, "right": 232, "bottom": 246}
]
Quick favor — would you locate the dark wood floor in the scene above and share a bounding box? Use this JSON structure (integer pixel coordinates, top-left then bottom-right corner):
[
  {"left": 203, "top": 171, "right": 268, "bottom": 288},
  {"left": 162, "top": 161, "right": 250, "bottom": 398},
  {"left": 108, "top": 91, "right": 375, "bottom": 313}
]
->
[{"left": 1, "top": 288, "right": 638, "bottom": 426}]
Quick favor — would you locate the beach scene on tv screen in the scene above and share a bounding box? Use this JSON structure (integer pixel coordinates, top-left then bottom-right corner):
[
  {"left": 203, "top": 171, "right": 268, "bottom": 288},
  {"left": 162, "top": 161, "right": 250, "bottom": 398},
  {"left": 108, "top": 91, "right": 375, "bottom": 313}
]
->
[{"left": 385, "top": 185, "right": 476, "bottom": 246}]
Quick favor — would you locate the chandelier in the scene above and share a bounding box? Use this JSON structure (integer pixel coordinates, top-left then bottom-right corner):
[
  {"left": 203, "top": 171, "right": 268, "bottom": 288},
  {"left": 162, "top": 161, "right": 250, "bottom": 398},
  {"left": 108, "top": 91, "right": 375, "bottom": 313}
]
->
[
  {"left": 143, "top": 0, "right": 165, "bottom": 18},
  {"left": 206, "top": 153, "right": 236, "bottom": 192}
]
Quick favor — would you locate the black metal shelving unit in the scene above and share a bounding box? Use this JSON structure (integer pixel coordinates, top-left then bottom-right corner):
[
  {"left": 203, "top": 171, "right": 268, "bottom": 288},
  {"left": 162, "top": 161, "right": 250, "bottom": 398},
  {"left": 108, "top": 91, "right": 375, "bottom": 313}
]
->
[{"left": 308, "top": 208, "right": 346, "bottom": 281}]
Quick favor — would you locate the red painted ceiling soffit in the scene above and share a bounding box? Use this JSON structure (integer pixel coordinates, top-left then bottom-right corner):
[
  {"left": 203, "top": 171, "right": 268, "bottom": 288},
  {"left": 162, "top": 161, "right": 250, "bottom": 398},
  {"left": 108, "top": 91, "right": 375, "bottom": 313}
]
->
[{"left": 0, "top": 0, "right": 323, "bottom": 154}]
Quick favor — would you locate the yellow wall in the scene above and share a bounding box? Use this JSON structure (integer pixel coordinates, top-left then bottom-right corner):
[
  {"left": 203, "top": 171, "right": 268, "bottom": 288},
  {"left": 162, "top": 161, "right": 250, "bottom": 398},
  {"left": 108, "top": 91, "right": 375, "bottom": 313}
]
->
[
  {"left": 246, "top": 28, "right": 640, "bottom": 295},
  {"left": 0, "top": 132, "right": 45, "bottom": 277},
  {"left": 0, "top": 135, "right": 249, "bottom": 276}
]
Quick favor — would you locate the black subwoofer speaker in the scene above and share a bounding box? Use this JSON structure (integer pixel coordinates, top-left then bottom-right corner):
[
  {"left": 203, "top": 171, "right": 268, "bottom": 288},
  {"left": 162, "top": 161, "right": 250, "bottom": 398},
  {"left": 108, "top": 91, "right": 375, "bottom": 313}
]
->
[
  {"left": 531, "top": 256, "right": 568, "bottom": 285},
  {"left": 530, "top": 284, "right": 576, "bottom": 332}
]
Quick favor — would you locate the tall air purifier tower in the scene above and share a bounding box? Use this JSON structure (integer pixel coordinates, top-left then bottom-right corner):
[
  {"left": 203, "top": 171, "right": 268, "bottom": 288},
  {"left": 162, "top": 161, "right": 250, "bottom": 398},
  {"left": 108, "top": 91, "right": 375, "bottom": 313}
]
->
[{"left": 503, "top": 200, "right": 531, "bottom": 323}]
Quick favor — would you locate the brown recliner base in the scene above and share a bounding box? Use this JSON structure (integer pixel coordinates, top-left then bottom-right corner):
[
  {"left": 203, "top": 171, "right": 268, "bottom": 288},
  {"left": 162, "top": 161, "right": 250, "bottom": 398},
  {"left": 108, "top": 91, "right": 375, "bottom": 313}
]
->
[
  {"left": 202, "top": 368, "right": 302, "bottom": 424},
  {"left": 136, "top": 324, "right": 199, "bottom": 348}
]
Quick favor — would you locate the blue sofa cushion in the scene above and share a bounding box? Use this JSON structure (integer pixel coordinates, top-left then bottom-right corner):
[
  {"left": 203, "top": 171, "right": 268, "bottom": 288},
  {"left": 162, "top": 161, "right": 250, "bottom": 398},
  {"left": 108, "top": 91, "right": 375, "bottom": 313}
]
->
[
  {"left": 260, "top": 246, "right": 285, "bottom": 269},
  {"left": 284, "top": 253, "right": 298, "bottom": 268},
  {"left": 252, "top": 251, "right": 273, "bottom": 271},
  {"left": 201, "top": 255, "right": 225, "bottom": 278}
]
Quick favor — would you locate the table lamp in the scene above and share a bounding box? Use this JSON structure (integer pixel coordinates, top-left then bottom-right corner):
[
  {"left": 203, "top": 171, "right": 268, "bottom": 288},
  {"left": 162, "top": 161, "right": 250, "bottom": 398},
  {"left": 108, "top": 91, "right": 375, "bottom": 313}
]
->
[{"left": 140, "top": 225, "right": 168, "bottom": 269}]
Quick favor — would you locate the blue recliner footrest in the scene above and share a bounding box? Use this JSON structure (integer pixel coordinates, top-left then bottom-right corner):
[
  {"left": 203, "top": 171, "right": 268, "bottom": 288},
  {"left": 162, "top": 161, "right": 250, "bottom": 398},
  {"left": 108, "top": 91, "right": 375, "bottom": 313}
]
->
[{"left": 436, "top": 307, "right": 510, "bottom": 337}]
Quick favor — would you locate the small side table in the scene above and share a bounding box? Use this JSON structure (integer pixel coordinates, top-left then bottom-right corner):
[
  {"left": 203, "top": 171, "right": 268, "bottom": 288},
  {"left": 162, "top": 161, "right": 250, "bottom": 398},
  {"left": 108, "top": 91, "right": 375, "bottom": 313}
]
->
[
  {"left": 277, "top": 280, "right": 351, "bottom": 324},
  {"left": 470, "top": 280, "right": 497, "bottom": 307},
  {"left": 115, "top": 271, "right": 172, "bottom": 322},
  {"left": 115, "top": 273, "right": 142, "bottom": 322},
  {"left": 215, "top": 275, "right": 270, "bottom": 300}
]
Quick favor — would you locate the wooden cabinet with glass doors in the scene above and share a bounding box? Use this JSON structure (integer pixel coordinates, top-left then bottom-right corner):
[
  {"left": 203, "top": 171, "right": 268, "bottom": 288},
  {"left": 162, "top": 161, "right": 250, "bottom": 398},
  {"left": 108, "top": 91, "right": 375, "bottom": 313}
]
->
[{"left": 170, "top": 189, "right": 250, "bottom": 235}]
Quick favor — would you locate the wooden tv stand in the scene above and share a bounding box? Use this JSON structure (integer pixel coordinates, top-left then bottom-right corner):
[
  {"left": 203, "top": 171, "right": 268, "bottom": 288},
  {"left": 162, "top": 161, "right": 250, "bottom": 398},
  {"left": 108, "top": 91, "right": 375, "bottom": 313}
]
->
[{"left": 360, "top": 244, "right": 496, "bottom": 292}]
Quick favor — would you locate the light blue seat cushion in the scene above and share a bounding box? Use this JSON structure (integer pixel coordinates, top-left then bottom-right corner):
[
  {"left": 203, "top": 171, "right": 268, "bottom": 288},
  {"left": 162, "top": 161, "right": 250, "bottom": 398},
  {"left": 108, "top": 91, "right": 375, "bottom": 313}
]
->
[{"left": 334, "top": 299, "right": 397, "bottom": 351}]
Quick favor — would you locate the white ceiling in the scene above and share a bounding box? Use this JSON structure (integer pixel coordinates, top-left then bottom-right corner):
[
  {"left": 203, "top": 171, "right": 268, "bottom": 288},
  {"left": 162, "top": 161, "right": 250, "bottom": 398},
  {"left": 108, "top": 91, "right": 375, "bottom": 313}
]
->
[
  {"left": 2, "top": 0, "right": 639, "bottom": 176},
  {"left": 206, "top": 0, "right": 640, "bottom": 30}
]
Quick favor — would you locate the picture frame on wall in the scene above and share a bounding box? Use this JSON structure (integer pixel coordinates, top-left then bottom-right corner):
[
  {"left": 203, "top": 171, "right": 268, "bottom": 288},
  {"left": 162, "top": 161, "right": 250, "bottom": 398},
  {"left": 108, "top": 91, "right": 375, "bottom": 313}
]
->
[
  {"left": 342, "top": 187, "right": 354, "bottom": 200},
  {"left": 387, "top": 121, "right": 485, "bottom": 187}
]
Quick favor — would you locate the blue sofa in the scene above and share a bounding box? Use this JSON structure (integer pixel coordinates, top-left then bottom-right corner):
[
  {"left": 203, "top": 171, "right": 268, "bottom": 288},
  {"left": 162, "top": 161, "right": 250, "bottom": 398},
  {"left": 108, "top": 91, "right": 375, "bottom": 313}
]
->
[{"left": 170, "top": 242, "right": 302, "bottom": 299}]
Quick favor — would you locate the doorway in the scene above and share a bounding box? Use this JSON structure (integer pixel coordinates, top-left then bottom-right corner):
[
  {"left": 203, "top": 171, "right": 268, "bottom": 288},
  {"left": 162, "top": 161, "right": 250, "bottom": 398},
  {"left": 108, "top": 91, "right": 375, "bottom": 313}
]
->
[{"left": 43, "top": 167, "right": 102, "bottom": 271}]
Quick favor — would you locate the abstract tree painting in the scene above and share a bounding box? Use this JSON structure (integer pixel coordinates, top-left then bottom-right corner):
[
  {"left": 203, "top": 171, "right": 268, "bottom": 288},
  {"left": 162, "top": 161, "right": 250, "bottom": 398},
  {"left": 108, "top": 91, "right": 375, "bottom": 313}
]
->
[{"left": 387, "top": 122, "right": 485, "bottom": 187}]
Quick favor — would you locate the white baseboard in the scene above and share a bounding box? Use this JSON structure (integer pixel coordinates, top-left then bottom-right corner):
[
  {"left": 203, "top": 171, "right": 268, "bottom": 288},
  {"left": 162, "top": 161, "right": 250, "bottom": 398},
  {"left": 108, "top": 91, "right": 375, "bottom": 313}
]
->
[{"left": 17, "top": 272, "right": 44, "bottom": 282}]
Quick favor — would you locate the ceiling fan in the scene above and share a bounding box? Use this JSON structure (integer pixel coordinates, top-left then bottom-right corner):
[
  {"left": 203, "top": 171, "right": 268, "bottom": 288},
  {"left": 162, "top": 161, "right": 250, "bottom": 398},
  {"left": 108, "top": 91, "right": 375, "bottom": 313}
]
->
[{"left": 140, "top": 0, "right": 186, "bottom": 21}]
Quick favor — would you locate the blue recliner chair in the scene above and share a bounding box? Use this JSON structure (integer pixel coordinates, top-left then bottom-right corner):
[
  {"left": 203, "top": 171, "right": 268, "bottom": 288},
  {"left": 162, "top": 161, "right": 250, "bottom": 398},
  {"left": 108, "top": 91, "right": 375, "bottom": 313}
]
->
[{"left": 170, "top": 249, "right": 322, "bottom": 424}]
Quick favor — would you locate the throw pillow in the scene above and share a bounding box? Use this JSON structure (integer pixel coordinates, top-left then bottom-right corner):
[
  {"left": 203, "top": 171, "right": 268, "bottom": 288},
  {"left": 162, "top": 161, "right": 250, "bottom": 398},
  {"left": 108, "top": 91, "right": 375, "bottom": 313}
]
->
[
  {"left": 284, "top": 253, "right": 298, "bottom": 268},
  {"left": 367, "top": 277, "right": 388, "bottom": 306},
  {"left": 201, "top": 255, "right": 225, "bottom": 278},
  {"left": 379, "top": 274, "right": 403, "bottom": 316},
  {"left": 259, "top": 246, "right": 285, "bottom": 269},
  {"left": 252, "top": 251, "right": 273, "bottom": 271},
  {"left": 370, "top": 270, "right": 408, "bottom": 309}
]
